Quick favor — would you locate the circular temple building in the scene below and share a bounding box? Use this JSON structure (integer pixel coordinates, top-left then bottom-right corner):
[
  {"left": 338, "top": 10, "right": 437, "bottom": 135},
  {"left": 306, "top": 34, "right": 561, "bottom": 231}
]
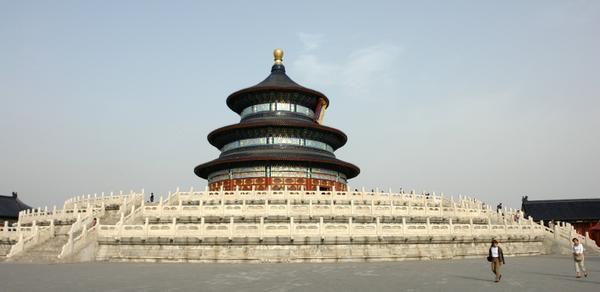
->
[{"left": 194, "top": 49, "right": 360, "bottom": 191}]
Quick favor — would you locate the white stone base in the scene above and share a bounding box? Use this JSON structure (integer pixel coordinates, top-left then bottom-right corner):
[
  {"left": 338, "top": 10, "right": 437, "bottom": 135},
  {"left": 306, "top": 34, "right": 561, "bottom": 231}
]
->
[{"left": 96, "top": 237, "right": 546, "bottom": 263}]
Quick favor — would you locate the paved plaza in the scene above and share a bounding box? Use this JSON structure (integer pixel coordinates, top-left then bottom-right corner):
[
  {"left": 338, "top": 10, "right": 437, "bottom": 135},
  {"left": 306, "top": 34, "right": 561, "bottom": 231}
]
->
[{"left": 0, "top": 255, "right": 598, "bottom": 292}]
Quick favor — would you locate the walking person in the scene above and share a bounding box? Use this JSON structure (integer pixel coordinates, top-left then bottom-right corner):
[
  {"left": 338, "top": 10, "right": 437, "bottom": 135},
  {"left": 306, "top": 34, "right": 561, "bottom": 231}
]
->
[
  {"left": 150, "top": 192, "right": 154, "bottom": 203},
  {"left": 572, "top": 238, "right": 588, "bottom": 278},
  {"left": 488, "top": 239, "right": 505, "bottom": 282}
]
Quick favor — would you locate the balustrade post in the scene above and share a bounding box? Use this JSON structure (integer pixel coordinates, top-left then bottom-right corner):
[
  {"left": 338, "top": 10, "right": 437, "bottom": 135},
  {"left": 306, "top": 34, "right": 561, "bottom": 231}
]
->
[
  {"left": 370, "top": 199, "right": 374, "bottom": 216},
  {"left": 449, "top": 218, "right": 453, "bottom": 235},
  {"left": 309, "top": 200, "right": 313, "bottom": 218},
  {"left": 33, "top": 224, "right": 39, "bottom": 242},
  {"left": 290, "top": 216, "right": 294, "bottom": 240},
  {"left": 259, "top": 217, "right": 264, "bottom": 241},
  {"left": 426, "top": 217, "right": 431, "bottom": 235},
  {"left": 390, "top": 200, "right": 394, "bottom": 217},
  {"left": 584, "top": 232, "right": 589, "bottom": 245},
  {"left": 143, "top": 217, "right": 149, "bottom": 239},
  {"left": 3, "top": 221, "right": 8, "bottom": 238},
  {"left": 200, "top": 217, "right": 205, "bottom": 240},
  {"left": 228, "top": 217, "right": 234, "bottom": 240},
  {"left": 402, "top": 217, "right": 406, "bottom": 236},
  {"left": 350, "top": 200, "right": 354, "bottom": 216},
  {"left": 50, "top": 219, "right": 55, "bottom": 236},
  {"left": 469, "top": 217, "right": 474, "bottom": 237},
  {"left": 348, "top": 217, "right": 353, "bottom": 238},
  {"left": 172, "top": 217, "right": 177, "bottom": 238},
  {"left": 122, "top": 196, "right": 128, "bottom": 212},
  {"left": 376, "top": 217, "right": 381, "bottom": 238},
  {"left": 319, "top": 217, "right": 324, "bottom": 240},
  {"left": 82, "top": 223, "right": 87, "bottom": 239},
  {"left": 330, "top": 198, "right": 334, "bottom": 216}
]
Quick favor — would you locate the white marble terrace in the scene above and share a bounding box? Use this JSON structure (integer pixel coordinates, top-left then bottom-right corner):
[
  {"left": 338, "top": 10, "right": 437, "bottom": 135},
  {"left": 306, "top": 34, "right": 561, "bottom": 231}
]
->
[{"left": 1, "top": 187, "right": 598, "bottom": 262}]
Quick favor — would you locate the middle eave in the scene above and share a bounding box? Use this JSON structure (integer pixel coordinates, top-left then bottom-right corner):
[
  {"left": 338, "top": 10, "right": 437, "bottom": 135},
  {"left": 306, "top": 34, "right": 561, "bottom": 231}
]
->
[{"left": 207, "top": 119, "right": 348, "bottom": 150}]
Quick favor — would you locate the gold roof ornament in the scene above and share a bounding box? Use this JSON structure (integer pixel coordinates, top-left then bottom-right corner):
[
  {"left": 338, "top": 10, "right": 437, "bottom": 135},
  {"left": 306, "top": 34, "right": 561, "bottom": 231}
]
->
[{"left": 273, "top": 48, "right": 284, "bottom": 64}]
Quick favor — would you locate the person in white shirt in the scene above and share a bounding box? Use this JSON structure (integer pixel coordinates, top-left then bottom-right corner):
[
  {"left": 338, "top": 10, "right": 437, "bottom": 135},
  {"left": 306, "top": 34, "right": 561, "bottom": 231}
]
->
[
  {"left": 487, "top": 239, "right": 505, "bottom": 282},
  {"left": 572, "top": 238, "right": 588, "bottom": 278}
]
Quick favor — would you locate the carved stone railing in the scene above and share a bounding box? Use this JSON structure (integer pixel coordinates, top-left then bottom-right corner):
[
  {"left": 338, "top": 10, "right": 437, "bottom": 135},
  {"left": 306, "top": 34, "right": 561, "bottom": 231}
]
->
[
  {"left": 97, "top": 216, "right": 547, "bottom": 241},
  {"left": 170, "top": 188, "right": 453, "bottom": 206},
  {"left": 140, "top": 201, "right": 495, "bottom": 220},
  {"left": 63, "top": 190, "right": 144, "bottom": 209},
  {"left": 538, "top": 220, "right": 600, "bottom": 251},
  {"left": 1, "top": 222, "right": 35, "bottom": 242},
  {"left": 57, "top": 208, "right": 105, "bottom": 260},
  {"left": 58, "top": 222, "right": 98, "bottom": 260},
  {"left": 6, "top": 221, "right": 55, "bottom": 258},
  {"left": 18, "top": 205, "right": 105, "bottom": 226}
]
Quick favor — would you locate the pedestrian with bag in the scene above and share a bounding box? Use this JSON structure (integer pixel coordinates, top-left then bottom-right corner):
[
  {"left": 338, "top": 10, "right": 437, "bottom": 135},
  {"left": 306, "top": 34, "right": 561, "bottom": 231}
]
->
[
  {"left": 572, "top": 238, "right": 588, "bottom": 278},
  {"left": 487, "top": 239, "right": 505, "bottom": 282}
]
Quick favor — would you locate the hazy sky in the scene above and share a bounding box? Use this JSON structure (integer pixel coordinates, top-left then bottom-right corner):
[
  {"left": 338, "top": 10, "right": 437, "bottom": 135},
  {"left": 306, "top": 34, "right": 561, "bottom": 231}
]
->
[{"left": 1, "top": 1, "right": 599, "bottom": 209}]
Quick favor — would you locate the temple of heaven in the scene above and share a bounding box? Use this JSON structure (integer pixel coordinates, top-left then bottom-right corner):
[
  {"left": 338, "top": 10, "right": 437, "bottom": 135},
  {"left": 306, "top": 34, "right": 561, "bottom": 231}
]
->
[{"left": 194, "top": 49, "right": 360, "bottom": 191}]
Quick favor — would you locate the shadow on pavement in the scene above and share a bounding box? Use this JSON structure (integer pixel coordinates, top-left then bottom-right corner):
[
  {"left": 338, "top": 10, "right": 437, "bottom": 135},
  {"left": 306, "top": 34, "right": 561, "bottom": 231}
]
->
[
  {"left": 452, "top": 275, "right": 493, "bottom": 283},
  {"left": 528, "top": 271, "right": 574, "bottom": 279}
]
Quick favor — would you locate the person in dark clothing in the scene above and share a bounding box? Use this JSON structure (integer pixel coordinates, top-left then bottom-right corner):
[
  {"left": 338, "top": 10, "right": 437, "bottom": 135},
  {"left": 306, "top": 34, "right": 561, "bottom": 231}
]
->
[
  {"left": 488, "top": 239, "right": 506, "bottom": 282},
  {"left": 150, "top": 193, "right": 154, "bottom": 203}
]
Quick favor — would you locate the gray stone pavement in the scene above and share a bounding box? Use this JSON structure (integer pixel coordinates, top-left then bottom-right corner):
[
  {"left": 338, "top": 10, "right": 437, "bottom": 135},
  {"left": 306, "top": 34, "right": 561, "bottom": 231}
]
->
[{"left": 0, "top": 255, "right": 598, "bottom": 292}]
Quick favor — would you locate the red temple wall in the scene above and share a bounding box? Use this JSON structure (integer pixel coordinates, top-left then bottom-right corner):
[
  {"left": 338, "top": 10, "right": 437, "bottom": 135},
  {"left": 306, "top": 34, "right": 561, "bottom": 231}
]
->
[
  {"left": 572, "top": 222, "right": 600, "bottom": 247},
  {"left": 208, "top": 177, "right": 347, "bottom": 191}
]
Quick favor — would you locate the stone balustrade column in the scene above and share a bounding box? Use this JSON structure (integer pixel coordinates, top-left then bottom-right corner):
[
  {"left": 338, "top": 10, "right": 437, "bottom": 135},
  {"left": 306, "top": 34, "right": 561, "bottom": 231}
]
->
[
  {"left": 319, "top": 217, "right": 324, "bottom": 240},
  {"left": 449, "top": 218, "right": 453, "bottom": 235},
  {"left": 376, "top": 217, "right": 381, "bottom": 239},
  {"left": 469, "top": 217, "right": 474, "bottom": 237},
  {"left": 290, "top": 217, "right": 294, "bottom": 240},
  {"left": 348, "top": 217, "right": 353, "bottom": 238},
  {"left": 259, "top": 217, "right": 264, "bottom": 241},
  {"left": 3, "top": 221, "right": 8, "bottom": 238},
  {"left": 402, "top": 217, "right": 406, "bottom": 236},
  {"left": 330, "top": 198, "right": 334, "bottom": 216},
  {"left": 172, "top": 217, "right": 177, "bottom": 238},
  {"left": 426, "top": 217, "right": 431, "bottom": 235},
  {"left": 50, "top": 219, "right": 55, "bottom": 236}
]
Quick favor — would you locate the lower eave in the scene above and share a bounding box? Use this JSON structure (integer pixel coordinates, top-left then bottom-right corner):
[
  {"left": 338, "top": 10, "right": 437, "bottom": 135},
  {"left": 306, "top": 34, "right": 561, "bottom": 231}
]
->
[{"left": 194, "top": 155, "right": 360, "bottom": 180}]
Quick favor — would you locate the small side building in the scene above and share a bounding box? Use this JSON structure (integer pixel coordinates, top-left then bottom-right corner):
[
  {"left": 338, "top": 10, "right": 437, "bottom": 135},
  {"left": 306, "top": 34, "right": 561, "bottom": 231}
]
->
[
  {"left": 0, "top": 192, "right": 32, "bottom": 224},
  {"left": 521, "top": 196, "right": 600, "bottom": 246}
]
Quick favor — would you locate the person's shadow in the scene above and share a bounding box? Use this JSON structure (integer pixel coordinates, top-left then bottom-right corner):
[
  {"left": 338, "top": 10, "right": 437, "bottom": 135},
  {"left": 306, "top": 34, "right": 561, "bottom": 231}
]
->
[
  {"left": 528, "top": 271, "right": 576, "bottom": 280},
  {"left": 452, "top": 275, "right": 493, "bottom": 283}
]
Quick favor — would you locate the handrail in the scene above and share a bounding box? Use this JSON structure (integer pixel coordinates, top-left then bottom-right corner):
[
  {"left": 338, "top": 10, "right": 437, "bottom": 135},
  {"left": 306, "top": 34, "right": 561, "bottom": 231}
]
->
[{"left": 97, "top": 217, "right": 547, "bottom": 240}]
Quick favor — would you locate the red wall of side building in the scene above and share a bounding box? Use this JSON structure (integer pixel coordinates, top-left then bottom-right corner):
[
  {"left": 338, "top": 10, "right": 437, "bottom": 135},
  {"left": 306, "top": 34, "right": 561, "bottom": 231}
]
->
[
  {"left": 572, "top": 222, "right": 600, "bottom": 247},
  {"left": 208, "top": 177, "right": 347, "bottom": 191}
]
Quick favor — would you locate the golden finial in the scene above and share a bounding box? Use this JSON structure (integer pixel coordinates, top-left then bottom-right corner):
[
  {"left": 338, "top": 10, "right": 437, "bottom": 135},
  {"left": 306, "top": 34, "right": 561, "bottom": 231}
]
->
[{"left": 273, "top": 48, "right": 284, "bottom": 64}]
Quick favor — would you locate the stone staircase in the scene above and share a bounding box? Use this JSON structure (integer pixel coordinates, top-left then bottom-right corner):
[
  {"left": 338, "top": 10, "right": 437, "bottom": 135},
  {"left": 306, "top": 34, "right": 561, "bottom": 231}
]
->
[{"left": 9, "top": 235, "right": 69, "bottom": 263}]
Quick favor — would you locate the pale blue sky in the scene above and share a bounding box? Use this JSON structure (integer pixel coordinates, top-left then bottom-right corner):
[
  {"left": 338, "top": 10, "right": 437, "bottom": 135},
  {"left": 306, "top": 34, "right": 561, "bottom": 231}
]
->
[{"left": 1, "top": 1, "right": 599, "bottom": 209}]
